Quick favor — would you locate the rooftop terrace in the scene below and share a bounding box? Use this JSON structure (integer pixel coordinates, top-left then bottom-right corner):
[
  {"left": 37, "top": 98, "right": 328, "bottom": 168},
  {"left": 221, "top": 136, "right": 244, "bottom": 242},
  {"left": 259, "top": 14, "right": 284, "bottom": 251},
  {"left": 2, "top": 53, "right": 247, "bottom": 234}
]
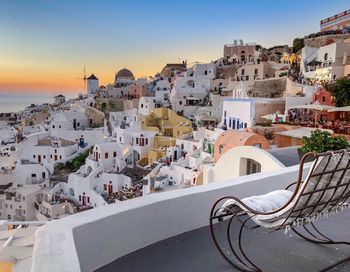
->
[
  {"left": 96, "top": 210, "right": 350, "bottom": 272},
  {"left": 30, "top": 163, "right": 350, "bottom": 272}
]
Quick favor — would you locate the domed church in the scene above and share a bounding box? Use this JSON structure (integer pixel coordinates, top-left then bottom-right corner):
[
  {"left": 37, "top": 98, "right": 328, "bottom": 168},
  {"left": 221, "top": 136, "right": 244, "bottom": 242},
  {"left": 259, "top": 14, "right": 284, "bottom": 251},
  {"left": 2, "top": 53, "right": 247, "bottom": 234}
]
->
[{"left": 114, "top": 68, "right": 135, "bottom": 87}]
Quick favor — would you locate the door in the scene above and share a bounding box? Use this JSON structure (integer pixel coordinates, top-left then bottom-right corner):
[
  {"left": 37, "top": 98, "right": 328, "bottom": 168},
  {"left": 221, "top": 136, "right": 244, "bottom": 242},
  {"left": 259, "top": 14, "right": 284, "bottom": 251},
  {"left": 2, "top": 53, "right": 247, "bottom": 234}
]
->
[
  {"left": 82, "top": 195, "right": 87, "bottom": 206},
  {"left": 54, "top": 155, "right": 58, "bottom": 161},
  {"left": 108, "top": 184, "right": 113, "bottom": 196},
  {"left": 95, "top": 152, "right": 99, "bottom": 161},
  {"left": 38, "top": 155, "right": 41, "bottom": 163}
]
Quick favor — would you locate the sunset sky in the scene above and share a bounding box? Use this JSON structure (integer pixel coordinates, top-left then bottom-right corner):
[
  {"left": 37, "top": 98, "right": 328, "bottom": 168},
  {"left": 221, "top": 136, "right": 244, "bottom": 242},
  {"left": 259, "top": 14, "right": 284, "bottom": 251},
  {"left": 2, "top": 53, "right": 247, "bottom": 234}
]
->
[{"left": 1, "top": 0, "right": 349, "bottom": 95}]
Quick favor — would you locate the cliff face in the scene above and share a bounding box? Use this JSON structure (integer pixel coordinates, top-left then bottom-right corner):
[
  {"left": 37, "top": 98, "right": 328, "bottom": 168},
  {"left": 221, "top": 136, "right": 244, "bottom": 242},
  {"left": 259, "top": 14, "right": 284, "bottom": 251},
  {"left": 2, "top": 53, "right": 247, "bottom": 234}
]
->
[{"left": 247, "top": 77, "right": 286, "bottom": 98}]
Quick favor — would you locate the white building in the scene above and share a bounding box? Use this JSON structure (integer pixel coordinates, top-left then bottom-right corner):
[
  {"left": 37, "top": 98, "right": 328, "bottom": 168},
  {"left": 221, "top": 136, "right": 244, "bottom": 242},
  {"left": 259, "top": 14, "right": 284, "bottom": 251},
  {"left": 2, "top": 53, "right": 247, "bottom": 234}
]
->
[
  {"left": 87, "top": 74, "right": 99, "bottom": 97},
  {"left": 66, "top": 141, "right": 134, "bottom": 208},
  {"left": 115, "top": 123, "right": 157, "bottom": 161},
  {"left": 221, "top": 98, "right": 285, "bottom": 129},
  {"left": 54, "top": 94, "right": 66, "bottom": 105},
  {"left": 153, "top": 78, "right": 171, "bottom": 106},
  {"left": 138, "top": 97, "right": 155, "bottom": 116},
  {"left": 302, "top": 42, "right": 350, "bottom": 82}
]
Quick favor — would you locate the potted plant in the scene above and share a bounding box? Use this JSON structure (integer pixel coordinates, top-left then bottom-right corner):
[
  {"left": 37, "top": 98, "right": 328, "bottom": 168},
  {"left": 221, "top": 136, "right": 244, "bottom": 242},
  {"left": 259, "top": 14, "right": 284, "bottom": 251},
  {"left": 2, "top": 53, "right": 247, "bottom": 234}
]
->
[{"left": 298, "top": 129, "right": 350, "bottom": 161}]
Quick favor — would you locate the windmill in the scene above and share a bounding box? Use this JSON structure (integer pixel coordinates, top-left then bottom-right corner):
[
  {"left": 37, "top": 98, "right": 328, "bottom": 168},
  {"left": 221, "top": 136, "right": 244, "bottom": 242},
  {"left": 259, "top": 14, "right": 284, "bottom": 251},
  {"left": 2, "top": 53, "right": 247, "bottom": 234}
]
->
[{"left": 76, "top": 65, "right": 87, "bottom": 90}]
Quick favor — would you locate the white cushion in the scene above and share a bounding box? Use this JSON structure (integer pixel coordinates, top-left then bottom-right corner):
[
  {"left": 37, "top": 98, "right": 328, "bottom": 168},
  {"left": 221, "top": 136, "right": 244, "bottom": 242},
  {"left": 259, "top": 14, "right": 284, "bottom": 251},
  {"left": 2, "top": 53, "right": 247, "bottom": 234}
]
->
[{"left": 221, "top": 190, "right": 293, "bottom": 214}]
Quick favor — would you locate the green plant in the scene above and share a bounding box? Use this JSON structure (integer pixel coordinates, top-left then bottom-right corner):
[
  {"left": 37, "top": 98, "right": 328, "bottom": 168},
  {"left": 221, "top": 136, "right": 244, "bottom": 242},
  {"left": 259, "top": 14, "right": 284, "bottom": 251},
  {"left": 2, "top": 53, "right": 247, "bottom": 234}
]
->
[
  {"left": 325, "top": 77, "right": 350, "bottom": 107},
  {"left": 65, "top": 149, "right": 90, "bottom": 171},
  {"left": 292, "top": 38, "right": 304, "bottom": 53},
  {"left": 279, "top": 72, "right": 288, "bottom": 77},
  {"left": 299, "top": 129, "right": 350, "bottom": 153}
]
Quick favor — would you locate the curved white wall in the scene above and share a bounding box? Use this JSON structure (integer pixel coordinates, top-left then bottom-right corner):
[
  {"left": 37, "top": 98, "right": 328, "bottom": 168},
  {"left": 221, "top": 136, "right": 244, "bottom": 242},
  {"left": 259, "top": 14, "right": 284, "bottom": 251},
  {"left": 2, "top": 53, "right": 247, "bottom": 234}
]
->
[{"left": 203, "top": 146, "right": 285, "bottom": 184}]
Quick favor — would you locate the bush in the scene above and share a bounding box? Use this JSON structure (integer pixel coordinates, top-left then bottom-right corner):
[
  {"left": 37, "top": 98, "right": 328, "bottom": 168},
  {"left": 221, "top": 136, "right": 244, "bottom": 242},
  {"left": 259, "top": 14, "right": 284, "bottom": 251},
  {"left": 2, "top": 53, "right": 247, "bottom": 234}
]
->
[
  {"left": 325, "top": 77, "right": 350, "bottom": 107},
  {"left": 279, "top": 72, "right": 287, "bottom": 77},
  {"left": 299, "top": 129, "right": 350, "bottom": 153}
]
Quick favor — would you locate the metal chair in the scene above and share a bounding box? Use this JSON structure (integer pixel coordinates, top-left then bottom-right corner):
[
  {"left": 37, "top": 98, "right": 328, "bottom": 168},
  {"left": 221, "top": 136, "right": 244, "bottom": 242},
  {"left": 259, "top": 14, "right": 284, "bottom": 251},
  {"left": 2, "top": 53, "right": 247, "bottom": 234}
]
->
[{"left": 210, "top": 149, "right": 350, "bottom": 272}]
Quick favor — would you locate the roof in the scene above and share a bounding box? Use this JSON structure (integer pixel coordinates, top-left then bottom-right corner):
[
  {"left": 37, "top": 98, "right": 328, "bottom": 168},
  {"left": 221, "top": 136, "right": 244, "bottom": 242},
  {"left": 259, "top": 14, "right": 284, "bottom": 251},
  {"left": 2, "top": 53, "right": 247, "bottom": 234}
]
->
[
  {"left": 215, "top": 130, "right": 269, "bottom": 148},
  {"left": 116, "top": 68, "right": 134, "bottom": 79},
  {"left": 87, "top": 74, "right": 98, "bottom": 80},
  {"left": 267, "top": 146, "right": 300, "bottom": 167},
  {"left": 55, "top": 94, "right": 65, "bottom": 98},
  {"left": 276, "top": 127, "right": 334, "bottom": 139}
]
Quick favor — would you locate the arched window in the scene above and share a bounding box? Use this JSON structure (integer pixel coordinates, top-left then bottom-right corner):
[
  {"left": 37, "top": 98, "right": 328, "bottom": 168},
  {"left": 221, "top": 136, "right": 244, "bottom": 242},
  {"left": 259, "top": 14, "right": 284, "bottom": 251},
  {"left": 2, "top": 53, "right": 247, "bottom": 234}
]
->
[
  {"left": 105, "top": 152, "right": 108, "bottom": 159},
  {"left": 324, "top": 53, "right": 328, "bottom": 61}
]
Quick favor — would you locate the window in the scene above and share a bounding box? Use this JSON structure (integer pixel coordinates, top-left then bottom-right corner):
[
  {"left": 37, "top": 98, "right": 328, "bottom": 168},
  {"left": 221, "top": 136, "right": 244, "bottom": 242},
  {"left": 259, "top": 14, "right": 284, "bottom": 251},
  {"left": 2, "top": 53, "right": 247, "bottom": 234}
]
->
[
  {"left": 322, "top": 96, "right": 326, "bottom": 102},
  {"left": 246, "top": 76, "right": 249, "bottom": 81},
  {"left": 219, "top": 145, "right": 224, "bottom": 155},
  {"left": 105, "top": 152, "right": 108, "bottom": 159},
  {"left": 113, "top": 151, "right": 117, "bottom": 157},
  {"left": 104, "top": 184, "right": 107, "bottom": 190},
  {"left": 43, "top": 155, "right": 46, "bottom": 159},
  {"left": 55, "top": 149, "right": 57, "bottom": 154},
  {"left": 136, "top": 138, "right": 139, "bottom": 144},
  {"left": 204, "top": 70, "right": 208, "bottom": 75},
  {"left": 60, "top": 155, "right": 62, "bottom": 159},
  {"left": 179, "top": 101, "right": 182, "bottom": 105},
  {"left": 145, "top": 138, "right": 148, "bottom": 145},
  {"left": 52, "top": 125, "right": 55, "bottom": 129},
  {"left": 33, "top": 155, "right": 36, "bottom": 158},
  {"left": 254, "top": 68, "right": 258, "bottom": 75},
  {"left": 324, "top": 53, "right": 328, "bottom": 61},
  {"left": 241, "top": 69, "right": 245, "bottom": 75},
  {"left": 50, "top": 154, "right": 52, "bottom": 159},
  {"left": 141, "top": 104, "right": 144, "bottom": 108},
  {"left": 246, "top": 159, "right": 261, "bottom": 175}
]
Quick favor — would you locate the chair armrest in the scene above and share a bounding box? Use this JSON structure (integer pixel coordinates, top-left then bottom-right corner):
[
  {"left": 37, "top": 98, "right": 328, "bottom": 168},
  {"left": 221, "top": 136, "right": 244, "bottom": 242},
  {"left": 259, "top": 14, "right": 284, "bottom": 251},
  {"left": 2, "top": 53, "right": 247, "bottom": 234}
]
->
[{"left": 285, "top": 181, "right": 298, "bottom": 190}]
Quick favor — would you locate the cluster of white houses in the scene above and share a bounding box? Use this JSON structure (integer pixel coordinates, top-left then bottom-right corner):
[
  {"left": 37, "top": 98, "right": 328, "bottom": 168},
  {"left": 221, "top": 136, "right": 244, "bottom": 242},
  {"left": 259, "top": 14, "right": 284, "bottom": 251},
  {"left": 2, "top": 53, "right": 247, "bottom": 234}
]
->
[{"left": 1, "top": 23, "right": 350, "bottom": 224}]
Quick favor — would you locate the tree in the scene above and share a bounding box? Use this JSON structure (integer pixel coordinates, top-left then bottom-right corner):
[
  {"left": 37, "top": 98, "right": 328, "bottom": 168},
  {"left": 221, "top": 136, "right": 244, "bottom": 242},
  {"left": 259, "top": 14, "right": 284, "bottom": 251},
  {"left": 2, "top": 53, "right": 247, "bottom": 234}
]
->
[
  {"left": 325, "top": 77, "right": 350, "bottom": 107},
  {"left": 299, "top": 129, "right": 349, "bottom": 153},
  {"left": 292, "top": 38, "right": 304, "bottom": 53}
]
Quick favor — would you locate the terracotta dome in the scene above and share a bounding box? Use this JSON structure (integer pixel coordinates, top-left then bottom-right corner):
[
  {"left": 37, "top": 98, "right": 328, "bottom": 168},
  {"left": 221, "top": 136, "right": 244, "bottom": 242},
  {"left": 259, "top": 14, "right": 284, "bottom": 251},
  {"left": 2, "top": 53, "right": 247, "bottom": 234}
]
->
[{"left": 116, "top": 68, "right": 135, "bottom": 79}]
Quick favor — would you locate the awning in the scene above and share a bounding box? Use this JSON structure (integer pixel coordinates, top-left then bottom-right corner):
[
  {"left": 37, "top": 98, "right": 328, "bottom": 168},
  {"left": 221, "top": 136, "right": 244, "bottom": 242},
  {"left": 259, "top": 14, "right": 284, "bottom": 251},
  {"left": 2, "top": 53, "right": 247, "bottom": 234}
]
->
[
  {"left": 307, "top": 59, "right": 322, "bottom": 66},
  {"left": 328, "top": 106, "right": 350, "bottom": 112},
  {"left": 289, "top": 104, "right": 336, "bottom": 111}
]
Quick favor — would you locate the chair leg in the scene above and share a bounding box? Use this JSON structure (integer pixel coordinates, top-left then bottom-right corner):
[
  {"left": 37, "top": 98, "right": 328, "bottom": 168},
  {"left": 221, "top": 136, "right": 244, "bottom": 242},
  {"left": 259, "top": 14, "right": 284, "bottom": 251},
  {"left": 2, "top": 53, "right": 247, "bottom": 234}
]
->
[
  {"left": 292, "top": 224, "right": 350, "bottom": 272},
  {"left": 210, "top": 211, "right": 262, "bottom": 272}
]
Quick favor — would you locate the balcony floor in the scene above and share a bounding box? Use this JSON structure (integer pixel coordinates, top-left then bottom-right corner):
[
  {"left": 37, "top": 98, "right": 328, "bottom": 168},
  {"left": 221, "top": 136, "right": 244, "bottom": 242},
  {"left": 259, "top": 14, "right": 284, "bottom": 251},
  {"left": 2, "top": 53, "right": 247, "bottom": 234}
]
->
[{"left": 95, "top": 210, "right": 350, "bottom": 272}]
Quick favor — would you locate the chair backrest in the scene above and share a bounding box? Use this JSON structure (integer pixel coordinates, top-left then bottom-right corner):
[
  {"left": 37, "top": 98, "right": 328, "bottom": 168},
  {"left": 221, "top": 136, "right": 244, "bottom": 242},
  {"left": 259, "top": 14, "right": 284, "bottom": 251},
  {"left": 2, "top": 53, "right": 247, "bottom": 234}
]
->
[{"left": 288, "top": 150, "right": 350, "bottom": 221}]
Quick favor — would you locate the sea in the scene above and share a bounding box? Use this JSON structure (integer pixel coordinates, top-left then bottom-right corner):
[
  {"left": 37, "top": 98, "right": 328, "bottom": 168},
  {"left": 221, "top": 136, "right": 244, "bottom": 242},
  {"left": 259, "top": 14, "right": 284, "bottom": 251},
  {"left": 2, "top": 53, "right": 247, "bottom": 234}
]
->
[{"left": 0, "top": 93, "right": 75, "bottom": 113}]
